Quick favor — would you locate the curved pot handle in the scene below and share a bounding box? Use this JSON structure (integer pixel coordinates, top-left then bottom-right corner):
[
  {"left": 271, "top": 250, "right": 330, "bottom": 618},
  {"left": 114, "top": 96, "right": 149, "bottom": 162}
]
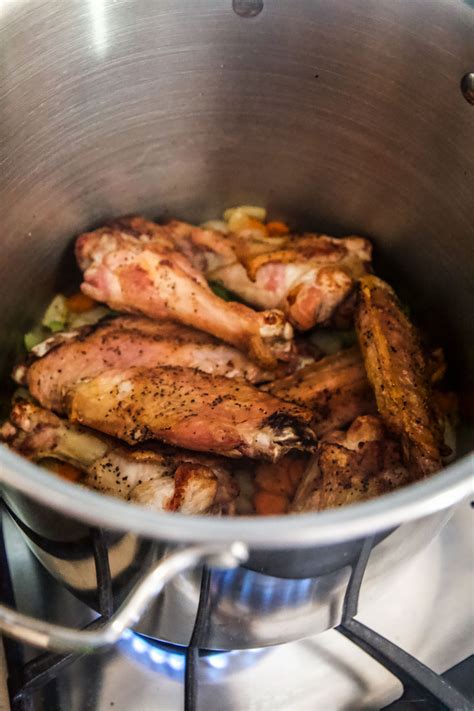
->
[{"left": 0, "top": 541, "right": 248, "bottom": 653}]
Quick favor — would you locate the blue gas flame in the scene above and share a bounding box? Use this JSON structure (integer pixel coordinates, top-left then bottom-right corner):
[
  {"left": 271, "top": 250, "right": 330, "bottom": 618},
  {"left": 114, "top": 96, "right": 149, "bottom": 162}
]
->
[{"left": 119, "top": 629, "right": 265, "bottom": 681}]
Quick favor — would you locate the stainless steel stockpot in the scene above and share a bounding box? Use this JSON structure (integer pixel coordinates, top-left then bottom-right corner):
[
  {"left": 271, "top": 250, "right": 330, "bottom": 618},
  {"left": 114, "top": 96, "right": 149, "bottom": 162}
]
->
[{"left": 0, "top": 0, "right": 472, "bottom": 653}]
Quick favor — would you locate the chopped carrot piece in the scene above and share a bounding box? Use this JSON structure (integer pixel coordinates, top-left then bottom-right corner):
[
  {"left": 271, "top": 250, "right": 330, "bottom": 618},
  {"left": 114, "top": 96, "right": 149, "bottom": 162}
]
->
[
  {"left": 266, "top": 221, "right": 290, "bottom": 236},
  {"left": 245, "top": 217, "right": 268, "bottom": 234},
  {"left": 43, "top": 459, "right": 83, "bottom": 482},
  {"left": 228, "top": 211, "right": 268, "bottom": 236},
  {"left": 254, "top": 491, "right": 288, "bottom": 515},
  {"left": 66, "top": 292, "right": 97, "bottom": 313},
  {"left": 255, "top": 454, "right": 308, "bottom": 497},
  {"left": 287, "top": 456, "right": 308, "bottom": 489},
  {"left": 255, "top": 474, "right": 279, "bottom": 496},
  {"left": 256, "top": 463, "right": 291, "bottom": 497}
]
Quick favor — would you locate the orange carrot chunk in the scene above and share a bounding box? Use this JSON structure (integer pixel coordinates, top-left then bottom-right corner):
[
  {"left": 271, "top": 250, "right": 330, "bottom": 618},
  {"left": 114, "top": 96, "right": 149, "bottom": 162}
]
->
[
  {"left": 287, "top": 456, "right": 308, "bottom": 490},
  {"left": 254, "top": 491, "right": 288, "bottom": 515},
  {"left": 255, "top": 463, "right": 292, "bottom": 497},
  {"left": 244, "top": 217, "right": 268, "bottom": 235},
  {"left": 66, "top": 292, "right": 97, "bottom": 313},
  {"left": 266, "top": 221, "right": 290, "bottom": 236},
  {"left": 255, "top": 454, "right": 308, "bottom": 497},
  {"left": 43, "top": 459, "right": 83, "bottom": 482}
]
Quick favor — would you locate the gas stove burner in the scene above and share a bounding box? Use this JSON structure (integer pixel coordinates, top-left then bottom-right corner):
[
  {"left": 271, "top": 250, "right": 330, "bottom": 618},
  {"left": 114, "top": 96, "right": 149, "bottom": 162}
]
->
[
  {"left": 1, "top": 505, "right": 473, "bottom": 711},
  {"left": 119, "top": 630, "right": 267, "bottom": 681}
]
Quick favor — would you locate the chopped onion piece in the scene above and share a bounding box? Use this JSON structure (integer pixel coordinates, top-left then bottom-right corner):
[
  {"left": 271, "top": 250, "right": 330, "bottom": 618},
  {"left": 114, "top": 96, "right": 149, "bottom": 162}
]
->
[
  {"left": 200, "top": 220, "right": 229, "bottom": 234},
  {"left": 223, "top": 205, "right": 267, "bottom": 222}
]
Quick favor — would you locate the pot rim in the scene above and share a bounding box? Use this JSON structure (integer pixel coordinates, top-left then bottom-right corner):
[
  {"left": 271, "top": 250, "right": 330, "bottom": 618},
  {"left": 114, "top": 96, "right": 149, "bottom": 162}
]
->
[{"left": 0, "top": 446, "right": 472, "bottom": 548}]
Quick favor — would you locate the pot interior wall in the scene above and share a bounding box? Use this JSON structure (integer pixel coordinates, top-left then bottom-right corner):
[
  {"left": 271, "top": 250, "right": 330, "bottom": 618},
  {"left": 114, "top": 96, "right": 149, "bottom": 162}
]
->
[{"left": 1, "top": 0, "right": 473, "bottom": 432}]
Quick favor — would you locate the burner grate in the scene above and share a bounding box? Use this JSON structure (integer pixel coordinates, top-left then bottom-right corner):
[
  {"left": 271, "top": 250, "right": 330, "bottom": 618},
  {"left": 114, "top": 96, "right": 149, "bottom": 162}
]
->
[
  {"left": 0, "top": 520, "right": 113, "bottom": 711},
  {"left": 184, "top": 566, "right": 212, "bottom": 711},
  {"left": 335, "top": 536, "right": 471, "bottom": 710},
  {"left": 0, "top": 510, "right": 471, "bottom": 711}
]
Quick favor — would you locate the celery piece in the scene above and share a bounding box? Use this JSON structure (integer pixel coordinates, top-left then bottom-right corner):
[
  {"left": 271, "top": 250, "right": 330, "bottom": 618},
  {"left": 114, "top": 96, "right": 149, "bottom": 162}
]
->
[
  {"left": 48, "top": 320, "right": 66, "bottom": 333},
  {"left": 208, "top": 281, "right": 241, "bottom": 302},
  {"left": 24, "top": 329, "right": 45, "bottom": 351},
  {"left": 42, "top": 294, "right": 68, "bottom": 332}
]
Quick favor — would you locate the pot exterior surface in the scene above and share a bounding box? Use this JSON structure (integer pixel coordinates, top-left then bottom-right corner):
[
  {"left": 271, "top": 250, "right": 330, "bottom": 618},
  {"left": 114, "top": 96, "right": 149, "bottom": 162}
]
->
[
  {"left": 0, "top": 0, "right": 473, "bottom": 648},
  {"left": 2, "top": 490, "right": 451, "bottom": 649}
]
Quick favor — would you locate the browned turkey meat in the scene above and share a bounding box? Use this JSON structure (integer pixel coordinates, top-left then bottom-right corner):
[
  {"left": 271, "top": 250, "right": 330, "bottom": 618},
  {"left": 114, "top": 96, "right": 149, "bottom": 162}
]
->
[
  {"left": 292, "top": 415, "right": 410, "bottom": 512},
  {"left": 356, "top": 275, "right": 443, "bottom": 478},
  {"left": 65, "top": 365, "right": 316, "bottom": 460},
  {"left": 75, "top": 217, "right": 294, "bottom": 369},
  {"left": 0, "top": 402, "right": 238, "bottom": 514},
  {"left": 2, "top": 208, "right": 452, "bottom": 518},
  {"left": 15, "top": 315, "right": 272, "bottom": 414},
  {"left": 160, "top": 219, "right": 372, "bottom": 330},
  {"left": 264, "top": 346, "right": 376, "bottom": 434}
]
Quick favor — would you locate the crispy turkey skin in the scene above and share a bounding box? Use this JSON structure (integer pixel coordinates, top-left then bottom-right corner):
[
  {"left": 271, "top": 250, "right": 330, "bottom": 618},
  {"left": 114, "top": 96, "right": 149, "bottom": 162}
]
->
[
  {"left": 1, "top": 402, "right": 238, "bottom": 515},
  {"left": 292, "top": 415, "right": 410, "bottom": 512},
  {"left": 17, "top": 315, "right": 272, "bottom": 414},
  {"left": 65, "top": 365, "right": 316, "bottom": 460},
  {"left": 355, "top": 275, "right": 443, "bottom": 478},
  {"left": 264, "top": 346, "right": 376, "bottom": 434}
]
